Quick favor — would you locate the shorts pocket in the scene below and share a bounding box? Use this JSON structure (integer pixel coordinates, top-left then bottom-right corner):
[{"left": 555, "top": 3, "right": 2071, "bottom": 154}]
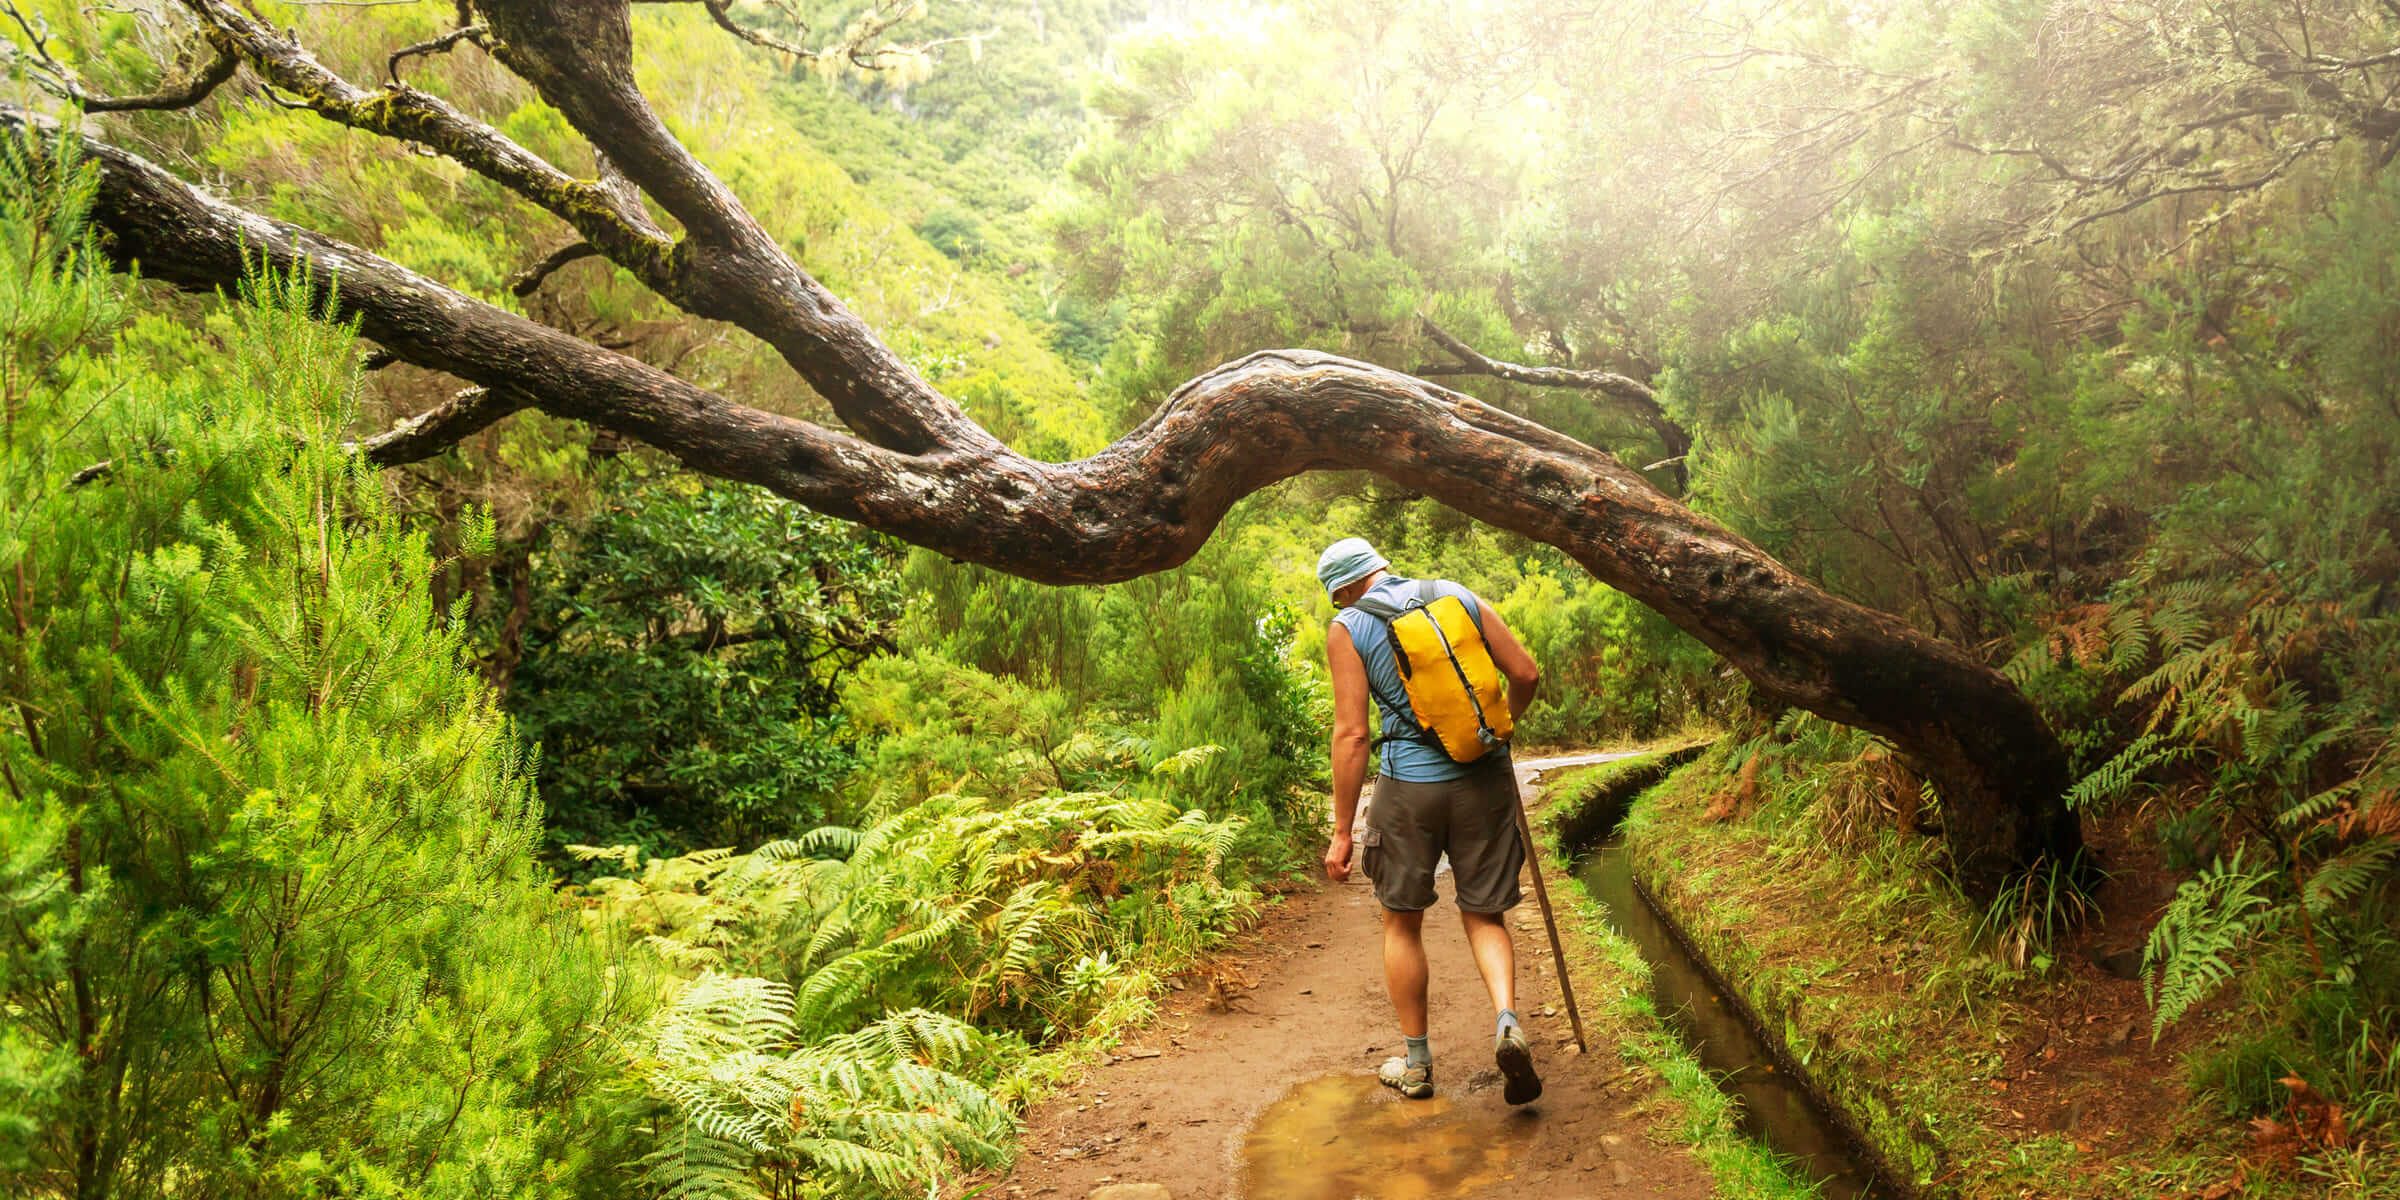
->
[{"left": 1357, "top": 825, "right": 1383, "bottom": 879}]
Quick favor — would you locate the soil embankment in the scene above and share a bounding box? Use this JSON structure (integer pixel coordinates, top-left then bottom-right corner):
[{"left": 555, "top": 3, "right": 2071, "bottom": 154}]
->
[
  {"left": 1614, "top": 747, "right": 2245, "bottom": 1196},
  {"left": 990, "top": 754, "right": 1718, "bottom": 1200}
]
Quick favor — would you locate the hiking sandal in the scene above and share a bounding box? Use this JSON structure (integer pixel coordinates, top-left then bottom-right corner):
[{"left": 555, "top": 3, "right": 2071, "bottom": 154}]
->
[
  {"left": 1495, "top": 1027, "right": 1542, "bottom": 1105},
  {"left": 1377, "top": 1055, "right": 1434, "bottom": 1100}
]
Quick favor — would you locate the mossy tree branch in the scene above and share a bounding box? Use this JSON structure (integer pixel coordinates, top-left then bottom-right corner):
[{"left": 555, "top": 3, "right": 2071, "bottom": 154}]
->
[
  {"left": 169, "top": 0, "right": 676, "bottom": 283},
  {"left": 0, "top": 0, "right": 2085, "bottom": 901},
  {"left": 474, "top": 0, "right": 991, "bottom": 454}
]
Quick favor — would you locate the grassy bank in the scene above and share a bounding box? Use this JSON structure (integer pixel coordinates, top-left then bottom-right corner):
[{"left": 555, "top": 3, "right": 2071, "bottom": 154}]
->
[{"left": 1603, "top": 740, "right": 2390, "bottom": 1198}]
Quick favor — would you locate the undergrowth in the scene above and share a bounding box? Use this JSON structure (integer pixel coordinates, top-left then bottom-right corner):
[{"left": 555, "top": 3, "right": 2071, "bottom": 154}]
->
[
  {"left": 1621, "top": 719, "right": 2397, "bottom": 1197},
  {"left": 576, "top": 780, "right": 1276, "bottom": 1199}
]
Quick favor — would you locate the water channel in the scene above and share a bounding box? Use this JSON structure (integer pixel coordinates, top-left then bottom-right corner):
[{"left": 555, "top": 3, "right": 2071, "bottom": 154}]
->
[{"left": 1573, "top": 829, "right": 1886, "bottom": 1198}]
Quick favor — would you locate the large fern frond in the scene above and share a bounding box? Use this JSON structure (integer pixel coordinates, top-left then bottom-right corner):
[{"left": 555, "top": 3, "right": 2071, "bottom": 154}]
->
[
  {"left": 2143, "top": 849, "right": 2279, "bottom": 1039},
  {"left": 2065, "top": 733, "right": 2192, "bottom": 811}
]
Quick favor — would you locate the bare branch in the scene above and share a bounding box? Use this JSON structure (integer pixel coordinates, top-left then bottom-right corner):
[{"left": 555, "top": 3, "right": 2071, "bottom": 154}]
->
[
  {"left": 1418, "top": 317, "right": 1690, "bottom": 489},
  {"left": 1, "top": 4, "right": 237, "bottom": 112},
  {"left": 387, "top": 23, "right": 486, "bottom": 88},
  {"left": 2300, "top": 45, "right": 2400, "bottom": 72},
  {"left": 170, "top": 0, "right": 676, "bottom": 281},
  {"left": 640, "top": 0, "right": 987, "bottom": 71},
  {"left": 70, "top": 385, "right": 533, "bottom": 485},
  {"left": 1419, "top": 317, "right": 1658, "bottom": 402},
  {"left": 2040, "top": 133, "right": 2340, "bottom": 245},
  {"left": 355, "top": 385, "right": 532, "bottom": 462},
  {"left": 508, "top": 241, "right": 599, "bottom": 297},
  {"left": 690, "top": 0, "right": 820, "bottom": 61},
  {"left": 67, "top": 458, "right": 120, "bottom": 487},
  {"left": 88, "top": 41, "right": 238, "bottom": 113},
  {"left": 1649, "top": 6, "right": 2400, "bottom": 262}
]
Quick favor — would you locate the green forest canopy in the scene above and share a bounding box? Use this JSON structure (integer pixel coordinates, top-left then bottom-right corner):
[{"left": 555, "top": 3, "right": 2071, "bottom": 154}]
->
[{"left": 2, "top": 0, "right": 2396, "bottom": 1195}]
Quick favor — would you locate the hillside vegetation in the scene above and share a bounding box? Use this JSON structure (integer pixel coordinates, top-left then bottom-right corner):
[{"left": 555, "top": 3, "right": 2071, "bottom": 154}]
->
[{"left": 2, "top": 0, "right": 2396, "bottom": 1195}]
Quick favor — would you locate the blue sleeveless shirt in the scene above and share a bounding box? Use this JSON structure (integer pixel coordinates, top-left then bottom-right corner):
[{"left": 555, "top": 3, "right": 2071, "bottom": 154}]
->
[{"left": 1334, "top": 575, "right": 1488, "bottom": 782}]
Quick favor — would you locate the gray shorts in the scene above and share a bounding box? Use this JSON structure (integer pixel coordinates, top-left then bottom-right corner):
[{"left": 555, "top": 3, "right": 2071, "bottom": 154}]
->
[{"left": 1359, "top": 756, "right": 1524, "bottom": 914}]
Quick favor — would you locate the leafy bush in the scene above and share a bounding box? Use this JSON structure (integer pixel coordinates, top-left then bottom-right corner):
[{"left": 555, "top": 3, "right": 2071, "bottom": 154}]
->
[
  {"left": 1496, "top": 567, "right": 1725, "bottom": 745},
  {"left": 580, "top": 783, "right": 1261, "bottom": 1197},
  {"left": 891, "top": 523, "right": 1329, "bottom": 858},
  {"left": 627, "top": 979, "right": 1010, "bottom": 1200},
  {"left": 0, "top": 138, "right": 635, "bottom": 1197},
  {"left": 507, "top": 465, "right": 907, "bottom": 857}
]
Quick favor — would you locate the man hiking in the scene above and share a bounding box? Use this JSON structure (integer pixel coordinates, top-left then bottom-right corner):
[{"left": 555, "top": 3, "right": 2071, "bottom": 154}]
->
[{"left": 1316, "top": 537, "right": 1544, "bottom": 1104}]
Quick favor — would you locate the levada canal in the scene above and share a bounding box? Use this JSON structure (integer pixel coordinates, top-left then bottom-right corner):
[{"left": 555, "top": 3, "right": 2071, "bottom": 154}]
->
[{"left": 1569, "top": 765, "right": 1894, "bottom": 1199}]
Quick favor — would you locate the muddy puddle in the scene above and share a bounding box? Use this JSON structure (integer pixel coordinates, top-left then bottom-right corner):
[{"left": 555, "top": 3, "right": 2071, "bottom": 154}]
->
[
  {"left": 1239, "top": 1073, "right": 1537, "bottom": 1199},
  {"left": 1577, "top": 834, "right": 1884, "bottom": 1198}
]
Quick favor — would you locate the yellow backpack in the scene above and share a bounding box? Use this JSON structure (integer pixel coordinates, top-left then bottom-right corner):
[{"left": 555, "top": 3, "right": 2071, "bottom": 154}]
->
[{"left": 1352, "top": 580, "right": 1514, "bottom": 763}]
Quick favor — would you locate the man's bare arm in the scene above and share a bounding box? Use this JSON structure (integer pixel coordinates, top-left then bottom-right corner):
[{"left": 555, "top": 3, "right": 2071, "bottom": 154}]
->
[
  {"left": 1477, "top": 599, "right": 1542, "bottom": 721},
  {"left": 1325, "top": 622, "right": 1373, "bottom": 881}
]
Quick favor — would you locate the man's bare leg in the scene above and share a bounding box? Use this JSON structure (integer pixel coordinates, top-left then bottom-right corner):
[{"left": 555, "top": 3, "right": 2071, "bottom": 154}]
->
[
  {"left": 1459, "top": 909, "right": 1517, "bottom": 1014},
  {"left": 1377, "top": 907, "right": 1436, "bottom": 1097},
  {"left": 1382, "top": 907, "right": 1430, "bottom": 1036},
  {"left": 1465, "top": 907, "right": 1543, "bottom": 1103}
]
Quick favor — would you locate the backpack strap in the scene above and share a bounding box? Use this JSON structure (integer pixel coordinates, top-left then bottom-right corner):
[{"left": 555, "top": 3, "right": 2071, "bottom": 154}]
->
[
  {"left": 1353, "top": 580, "right": 1447, "bottom": 682},
  {"left": 1342, "top": 581, "right": 1442, "bottom": 750},
  {"left": 1350, "top": 578, "right": 1440, "bottom": 620}
]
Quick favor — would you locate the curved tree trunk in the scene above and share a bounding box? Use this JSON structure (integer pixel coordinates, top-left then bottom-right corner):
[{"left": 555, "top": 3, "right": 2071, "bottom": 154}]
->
[{"left": 0, "top": 0, "right": 2080, "bottom": 899}]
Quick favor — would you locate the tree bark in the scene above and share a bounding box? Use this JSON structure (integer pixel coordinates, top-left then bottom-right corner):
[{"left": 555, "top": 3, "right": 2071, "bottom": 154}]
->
[{"left": 0, "top": 0, "right": 2081, "bottom": 899}]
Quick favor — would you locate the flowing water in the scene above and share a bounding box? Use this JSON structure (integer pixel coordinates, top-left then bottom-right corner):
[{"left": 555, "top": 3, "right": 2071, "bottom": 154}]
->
[{"left": 1575, "top": 834, "right": 1884, "bottom": 1198}]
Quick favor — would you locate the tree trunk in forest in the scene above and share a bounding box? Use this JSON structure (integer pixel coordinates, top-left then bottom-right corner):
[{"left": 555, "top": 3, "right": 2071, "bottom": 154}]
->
[{"left": 0, "top": 0, "right": 2081, "bottom": 899}]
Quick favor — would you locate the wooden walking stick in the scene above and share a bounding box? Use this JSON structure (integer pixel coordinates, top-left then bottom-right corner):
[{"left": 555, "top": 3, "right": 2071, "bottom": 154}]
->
[{"left": 1510, "top": 765, "right": 1588, "bottom": 1053}]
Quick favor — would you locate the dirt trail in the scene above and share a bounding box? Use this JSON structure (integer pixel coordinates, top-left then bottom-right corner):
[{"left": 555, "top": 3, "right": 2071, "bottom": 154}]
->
[{"left": 989, "top": 754, "right": 1717, "bottom": 1200}]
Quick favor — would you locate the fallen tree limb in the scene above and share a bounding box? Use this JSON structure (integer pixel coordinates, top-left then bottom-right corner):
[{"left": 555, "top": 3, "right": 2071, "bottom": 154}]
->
[{"left": 0, "top": 0, "right": 2082, "bottom": 899}]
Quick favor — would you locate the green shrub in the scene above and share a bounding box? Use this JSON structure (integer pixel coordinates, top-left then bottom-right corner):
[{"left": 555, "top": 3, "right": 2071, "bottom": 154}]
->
[
  {"left": 507, "top": 464, "right": 907, "bottom": 857},
  {"left": 579, "top": 784, "right": 1261, "bottom": 1197},
  {"left": 0, "top": 136, "right": 635, "bottom": 1197}
]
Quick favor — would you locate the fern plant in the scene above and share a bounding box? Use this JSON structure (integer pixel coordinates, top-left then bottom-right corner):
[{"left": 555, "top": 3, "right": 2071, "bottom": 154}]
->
[
  {"left": 2063, "top": 732, "right": 2193, "bottom": 812},
  {"left": 2143, "top": 849, "right": 2279, "bottom": 1039},
  {"left": 632, "top": 975, "right": 1010, "bottom": 1200},
  {"left": 583, "top": 782, "right": 1264, "bottom": 1198},
  {"left": 2005, "top": 556, "right": 2400, "bottom": 1078}
]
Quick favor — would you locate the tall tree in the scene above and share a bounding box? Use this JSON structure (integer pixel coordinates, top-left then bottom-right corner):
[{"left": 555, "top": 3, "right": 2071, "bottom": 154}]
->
[
  {"left": 1052, "top": 4, "right": 1696, "bottom": 479},
  {"left": 0, "top": 0, "right": 2081, "bottom": 898}
]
